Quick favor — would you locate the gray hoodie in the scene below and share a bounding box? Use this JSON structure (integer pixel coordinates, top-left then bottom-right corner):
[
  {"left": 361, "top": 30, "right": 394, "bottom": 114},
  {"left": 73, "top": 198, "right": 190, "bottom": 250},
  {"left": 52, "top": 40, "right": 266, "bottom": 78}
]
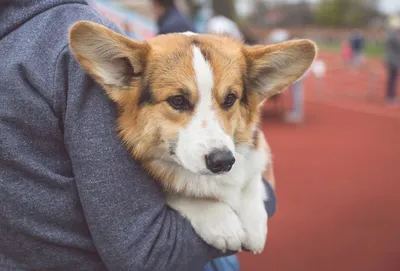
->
[{"left": 0, "top": 1, "right": 276, "bottom": 270}]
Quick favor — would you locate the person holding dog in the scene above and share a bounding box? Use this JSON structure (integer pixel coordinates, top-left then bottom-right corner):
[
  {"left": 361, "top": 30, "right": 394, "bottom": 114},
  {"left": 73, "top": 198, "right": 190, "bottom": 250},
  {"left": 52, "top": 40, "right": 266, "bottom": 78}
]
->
[{"left": 0, "top": 0, "right": 277, "bottom": 270}]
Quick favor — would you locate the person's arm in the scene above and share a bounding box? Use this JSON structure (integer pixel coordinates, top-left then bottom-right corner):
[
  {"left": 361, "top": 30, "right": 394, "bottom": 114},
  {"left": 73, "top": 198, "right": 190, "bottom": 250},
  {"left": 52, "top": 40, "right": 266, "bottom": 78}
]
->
[{"left": 54, "top": 45, "right": 228, "bottom": 271}]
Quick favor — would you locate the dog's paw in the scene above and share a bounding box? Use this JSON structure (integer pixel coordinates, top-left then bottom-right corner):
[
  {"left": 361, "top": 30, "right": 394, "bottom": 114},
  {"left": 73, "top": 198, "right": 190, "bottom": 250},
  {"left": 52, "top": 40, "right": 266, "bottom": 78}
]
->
[
  {"left": 191, "top": 202, "right": 246, "bottom": 253},
  {"left": 240, "top": 203, "right": 268, "bottom": 254}
]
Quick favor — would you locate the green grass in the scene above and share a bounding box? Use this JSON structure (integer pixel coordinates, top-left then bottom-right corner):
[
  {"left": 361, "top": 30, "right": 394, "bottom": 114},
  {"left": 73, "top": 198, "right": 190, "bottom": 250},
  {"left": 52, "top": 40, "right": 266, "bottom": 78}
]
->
[
  {"left": 317, "top": 42, "right": 384, "bottom": 58},
  {"left": 364, "top": 44, "right": 384, "bottom": 57}
]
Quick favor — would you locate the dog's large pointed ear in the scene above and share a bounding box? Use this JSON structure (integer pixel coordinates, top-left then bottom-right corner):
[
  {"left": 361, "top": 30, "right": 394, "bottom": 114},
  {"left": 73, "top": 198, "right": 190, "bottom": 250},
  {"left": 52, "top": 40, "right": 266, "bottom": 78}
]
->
[
  {"left": 69, "top": 21, "right": 150, "bottom": 90},
  {"left": 244, "top": 39, "right": 317, "bottom": 100}
]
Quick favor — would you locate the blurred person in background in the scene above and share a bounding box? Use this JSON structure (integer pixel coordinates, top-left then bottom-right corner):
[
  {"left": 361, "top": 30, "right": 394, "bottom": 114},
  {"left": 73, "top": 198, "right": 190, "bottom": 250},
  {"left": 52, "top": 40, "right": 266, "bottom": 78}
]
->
[
  {"left": 284, "top": 77, "right": 305, "bottom": 123},
  {"left": 340, "top": 37, "right": 353, "bottom": 65},
  {"left": 266, "top": 29, "right": 306, "bottom": 123},
  {"left": 151, "top": 0, "right": 193, "bottom": 35},
  {"left": 349, "top": 29, "right": 366, "bottom": 67},
  {"left": 384, "top": 16, "right": 400, "bottom": 107}
]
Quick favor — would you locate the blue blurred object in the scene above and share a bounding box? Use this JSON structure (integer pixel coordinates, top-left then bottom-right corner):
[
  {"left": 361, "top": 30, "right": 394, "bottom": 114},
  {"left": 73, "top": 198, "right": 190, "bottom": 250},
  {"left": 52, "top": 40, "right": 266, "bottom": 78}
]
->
[
  {"left": 204, "top": 254, "right": 240, "bottom": 271},
  {"left": 193, "top": 6, "right": 212, "bottom": 33},
  {"left": 157, "top": 5, "right": 193, "bottom": 35}
]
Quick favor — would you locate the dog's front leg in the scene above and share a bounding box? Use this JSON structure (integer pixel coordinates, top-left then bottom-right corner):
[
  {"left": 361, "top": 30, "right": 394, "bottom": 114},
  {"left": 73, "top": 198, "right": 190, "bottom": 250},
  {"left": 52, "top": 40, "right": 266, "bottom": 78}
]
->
[
  {"left": 237, "top": 177, "right": 268, "bottom": 254},
  {"left": 166, "top": 194, "right": 246, "bottom": 252}
]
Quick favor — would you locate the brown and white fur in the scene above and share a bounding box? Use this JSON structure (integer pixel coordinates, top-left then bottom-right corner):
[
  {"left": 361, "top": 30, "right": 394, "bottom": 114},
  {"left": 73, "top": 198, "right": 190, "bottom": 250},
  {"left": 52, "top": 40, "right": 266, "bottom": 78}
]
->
[{"left": 68, "top": 22, "right": 317, "bottom": 254}]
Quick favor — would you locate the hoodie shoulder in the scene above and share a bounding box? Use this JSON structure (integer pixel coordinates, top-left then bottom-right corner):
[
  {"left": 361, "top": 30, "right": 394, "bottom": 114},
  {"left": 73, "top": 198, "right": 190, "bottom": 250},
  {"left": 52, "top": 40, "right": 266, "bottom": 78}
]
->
[
  {"left": 44, "top": 3, "right": 121, "bottom": 50},
  {"left": 3, "top": 2, "right": 121, "bottom": 62},
  {"left": 0, "top": 2, "right": 121, "bottom": 112}
]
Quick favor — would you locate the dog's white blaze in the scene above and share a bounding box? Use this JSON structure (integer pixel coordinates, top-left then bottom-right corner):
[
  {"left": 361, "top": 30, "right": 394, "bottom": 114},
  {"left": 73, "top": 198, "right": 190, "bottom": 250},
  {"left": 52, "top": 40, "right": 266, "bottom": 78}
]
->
[
  {"left": 191, "top": 46, "right": 235, "bottom": 154},
  {"left": 192, "top": 46, "right": 213, "bottom": 118},
  {"left": 175, "top": 46, "right": 235, "bottom": 173}
]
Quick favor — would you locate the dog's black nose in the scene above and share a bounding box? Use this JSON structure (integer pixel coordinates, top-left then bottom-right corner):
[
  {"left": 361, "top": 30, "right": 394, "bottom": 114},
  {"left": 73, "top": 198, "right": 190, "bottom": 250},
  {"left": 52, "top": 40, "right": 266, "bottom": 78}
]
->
[{"left": 205, "top": 149, "right": 235, "bottom": 174}]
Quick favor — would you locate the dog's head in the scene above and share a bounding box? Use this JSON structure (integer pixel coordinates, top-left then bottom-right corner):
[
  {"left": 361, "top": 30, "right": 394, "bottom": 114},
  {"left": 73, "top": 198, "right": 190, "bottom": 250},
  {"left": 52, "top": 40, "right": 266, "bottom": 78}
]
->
[{"left": 69, "top": 22, "right": 316, "bottom": 176}]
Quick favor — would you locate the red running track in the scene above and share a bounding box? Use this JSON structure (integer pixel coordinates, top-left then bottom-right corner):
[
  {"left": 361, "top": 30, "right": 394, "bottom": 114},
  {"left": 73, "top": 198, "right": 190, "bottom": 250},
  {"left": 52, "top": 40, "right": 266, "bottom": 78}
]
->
[{"left": 239, "top": 54, "right": 400, "bottom": 271}]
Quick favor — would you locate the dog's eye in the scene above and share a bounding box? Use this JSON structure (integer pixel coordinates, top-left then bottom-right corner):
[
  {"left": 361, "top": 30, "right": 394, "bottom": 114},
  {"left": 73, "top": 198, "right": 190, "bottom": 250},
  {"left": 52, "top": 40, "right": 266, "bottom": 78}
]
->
[
  {"left": 167, "top": 95, "right": 191, "bottom": 111},
  {"left": 222, "top": 93, "right": 237, "bottom": 109}
]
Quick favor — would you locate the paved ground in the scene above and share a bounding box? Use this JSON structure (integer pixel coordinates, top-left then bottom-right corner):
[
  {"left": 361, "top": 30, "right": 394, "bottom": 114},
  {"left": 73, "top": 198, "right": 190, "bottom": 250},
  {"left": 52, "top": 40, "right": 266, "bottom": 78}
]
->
[{"left": 239, "top": 52, "right": 400, "bottom": 271}]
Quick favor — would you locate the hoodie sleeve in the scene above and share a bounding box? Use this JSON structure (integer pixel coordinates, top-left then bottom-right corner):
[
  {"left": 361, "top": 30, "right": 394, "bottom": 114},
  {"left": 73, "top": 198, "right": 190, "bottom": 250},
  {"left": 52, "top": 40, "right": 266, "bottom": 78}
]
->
[
  {"left": 52, "top": 45, "right": 228, "bottom": 271},
  {"left": 264, "top": 180, "right": 277, "bottom": 218}
]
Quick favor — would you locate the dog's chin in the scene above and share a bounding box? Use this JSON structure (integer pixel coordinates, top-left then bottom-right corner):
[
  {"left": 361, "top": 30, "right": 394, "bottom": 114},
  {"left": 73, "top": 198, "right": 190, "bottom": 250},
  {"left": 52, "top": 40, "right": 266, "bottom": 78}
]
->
[{"left": 199, "top": 170, "right": 221, "bottom": 176}]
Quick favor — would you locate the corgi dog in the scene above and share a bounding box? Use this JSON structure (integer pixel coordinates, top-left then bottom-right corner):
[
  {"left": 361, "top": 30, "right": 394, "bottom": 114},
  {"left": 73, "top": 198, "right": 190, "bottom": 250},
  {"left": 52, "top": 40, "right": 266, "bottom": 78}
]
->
[{"left": 69, "top": 21, "right": 316, "bottom": 254}]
